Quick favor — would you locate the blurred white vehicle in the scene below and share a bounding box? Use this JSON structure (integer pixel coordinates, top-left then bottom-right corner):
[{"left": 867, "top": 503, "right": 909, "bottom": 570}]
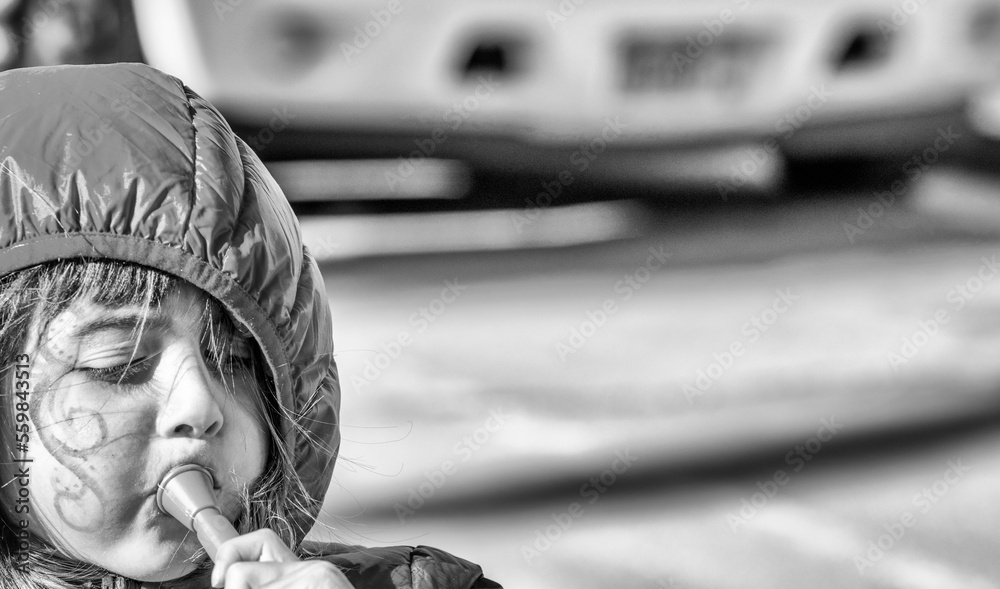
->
[{"left": 9, "top": 0, "right": 1000, "bottom": 198}]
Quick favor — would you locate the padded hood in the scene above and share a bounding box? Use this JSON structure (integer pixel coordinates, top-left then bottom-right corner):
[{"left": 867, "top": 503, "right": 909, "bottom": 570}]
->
[{"left": 0, "top": 63, "right": 340, "bottom": 542}]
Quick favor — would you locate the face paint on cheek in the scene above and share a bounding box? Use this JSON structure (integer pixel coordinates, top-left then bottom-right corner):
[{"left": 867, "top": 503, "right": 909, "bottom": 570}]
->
[
  {"left": 31, "top": 379, "right": 110, "bottom": 533},
  {"left": 37, "top": 312, "right": 81, "bottom": 366}
]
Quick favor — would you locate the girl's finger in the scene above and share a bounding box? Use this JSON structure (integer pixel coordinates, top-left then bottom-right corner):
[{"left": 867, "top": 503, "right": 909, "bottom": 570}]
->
[
  {"left": 211, "top": 529, "right": 299, "bottom": 587},
  {"left": 218, "top": 561, "right": 352, "bottom": 589}
]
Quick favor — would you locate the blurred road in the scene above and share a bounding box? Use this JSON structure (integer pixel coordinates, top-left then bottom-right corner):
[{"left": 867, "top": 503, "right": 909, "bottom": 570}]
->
[{"left": 300, "top": 165, "right": 1000, "bottom": 588}]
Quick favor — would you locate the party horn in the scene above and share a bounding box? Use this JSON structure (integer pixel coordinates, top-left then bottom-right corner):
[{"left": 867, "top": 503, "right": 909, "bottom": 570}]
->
[{"left": 156, "top": 464, "right": 239, "bottom": 561}]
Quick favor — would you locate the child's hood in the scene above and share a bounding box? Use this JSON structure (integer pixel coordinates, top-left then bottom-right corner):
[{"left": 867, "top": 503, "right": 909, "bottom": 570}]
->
[{"left": 0, "top": 63, "right": 340, "bottom": 542}]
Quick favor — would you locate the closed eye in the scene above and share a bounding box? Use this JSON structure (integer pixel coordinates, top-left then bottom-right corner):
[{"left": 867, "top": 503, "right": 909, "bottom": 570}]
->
[
  {"left": 85, "top": 354, "right": 160, "bottom": 386},
  {"left": 200, "top": 318, "right": 258, "bottom": 383},
  {"left": 219, "top": 352, "right": 254, "bottom": 371},
  {"left": 204, "top": 342, "right": 254, "bottom": 373}
]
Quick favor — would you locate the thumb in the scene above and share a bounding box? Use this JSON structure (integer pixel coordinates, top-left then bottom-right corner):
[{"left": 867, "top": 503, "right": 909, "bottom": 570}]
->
[{"left": 211, "top": 529, "right": 298, "bottom": 587}]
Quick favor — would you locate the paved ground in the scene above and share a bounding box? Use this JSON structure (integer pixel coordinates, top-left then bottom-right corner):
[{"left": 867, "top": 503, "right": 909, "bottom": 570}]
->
[{"left": 298, "top": 165, "right": 1000, "bottom": 588}]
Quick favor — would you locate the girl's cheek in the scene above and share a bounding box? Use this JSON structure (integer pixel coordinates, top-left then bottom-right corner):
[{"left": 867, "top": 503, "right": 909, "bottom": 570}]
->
[
  {"left": 45, "top": 392, "right": 152, "bottom": 464},
  {"left": 30, "top": 375, "right": 152, "bottom": 534},
  {"left": 222, "top": 376, "right": 270, "bottom": 482}
]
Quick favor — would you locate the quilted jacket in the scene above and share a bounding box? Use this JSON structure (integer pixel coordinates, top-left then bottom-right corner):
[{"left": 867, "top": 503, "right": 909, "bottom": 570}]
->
[{"left": 0, "top": 63, "right": 497, "bottom": 589}]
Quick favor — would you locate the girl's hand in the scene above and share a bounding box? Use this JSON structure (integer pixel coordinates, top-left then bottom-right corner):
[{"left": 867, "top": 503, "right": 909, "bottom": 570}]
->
[{"left": 211, "top": 529, "right": 353, "bottom": 588}]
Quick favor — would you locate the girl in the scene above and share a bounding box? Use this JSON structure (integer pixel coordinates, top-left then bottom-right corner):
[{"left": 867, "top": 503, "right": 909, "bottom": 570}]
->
[{"left": 0, "top": 63, "right": 500, "bottom": 588}]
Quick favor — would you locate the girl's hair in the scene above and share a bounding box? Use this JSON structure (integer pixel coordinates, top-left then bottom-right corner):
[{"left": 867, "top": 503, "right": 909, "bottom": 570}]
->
[{"left": 0, "top": 259, "right": 306, "bottom": 588}]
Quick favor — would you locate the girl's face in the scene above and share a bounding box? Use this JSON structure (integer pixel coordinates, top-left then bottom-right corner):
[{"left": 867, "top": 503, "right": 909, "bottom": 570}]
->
[{"left": 17, "top": 282, "right": 268, "bottom": 581}]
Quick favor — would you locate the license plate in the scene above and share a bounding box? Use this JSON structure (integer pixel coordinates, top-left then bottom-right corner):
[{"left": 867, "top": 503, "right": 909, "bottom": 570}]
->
[{"left": 621, "top": 34, "right": 767, "bottom": 95}]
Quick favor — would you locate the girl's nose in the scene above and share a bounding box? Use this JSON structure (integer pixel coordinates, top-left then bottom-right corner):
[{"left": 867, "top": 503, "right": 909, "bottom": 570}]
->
[{"left": 155, "top": 352, "right": 225, "bottom": 439}]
